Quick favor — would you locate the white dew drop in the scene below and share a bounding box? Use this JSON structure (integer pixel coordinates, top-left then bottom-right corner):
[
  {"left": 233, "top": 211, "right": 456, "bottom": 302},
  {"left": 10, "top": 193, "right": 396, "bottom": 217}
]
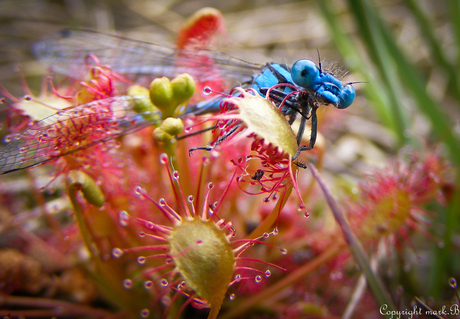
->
[
  {"left": 112, "top": 248, "right": 124, "bottom": 258},
  {"left": 123, "top": 279, "right": 133, "bottom": 289},
  {"left": 140, "top": 308, "right": 150, "bottom": 318}
]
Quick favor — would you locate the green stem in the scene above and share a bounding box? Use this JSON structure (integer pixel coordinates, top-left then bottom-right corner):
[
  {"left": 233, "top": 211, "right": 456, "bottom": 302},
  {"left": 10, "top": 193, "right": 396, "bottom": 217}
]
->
[{"left": 67, "top": 185, "right": 147, "bottom": 314}]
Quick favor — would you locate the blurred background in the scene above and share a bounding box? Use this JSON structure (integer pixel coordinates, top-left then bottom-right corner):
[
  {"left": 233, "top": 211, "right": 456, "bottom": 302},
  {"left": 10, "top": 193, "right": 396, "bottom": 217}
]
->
[{"left": 0, "top": 0, "right": 459, "bottom": 317}]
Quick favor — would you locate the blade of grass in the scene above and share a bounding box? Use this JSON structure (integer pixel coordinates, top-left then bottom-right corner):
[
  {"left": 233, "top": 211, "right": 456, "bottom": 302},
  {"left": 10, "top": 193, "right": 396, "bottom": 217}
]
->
[
  {"left": 344, "top": 0, "right": 460, "bottom": 299},
  {"left": 369, "top": 1, "right": 460, "bottom": 167},
  {"left": 346, "top": 0, "right": 410, "bottom": 145},
  {"left": 448, "top": 0, "right": 460, "bottom": 76},
  {"left": 405, "top": 0, "right": 460, "bottom": 102},
  {"left": 309, "top": 163, "right": 396, "bottom": 314},
  {"left": 429, "top": 187, "right": 460, "bottom": 298},
  {"left": 317, "top": 0, "right": 394, "bottom": 133}
]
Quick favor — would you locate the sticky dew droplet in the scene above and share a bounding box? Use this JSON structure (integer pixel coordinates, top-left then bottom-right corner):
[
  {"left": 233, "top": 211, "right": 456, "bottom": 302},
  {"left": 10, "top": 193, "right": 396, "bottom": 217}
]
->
[
  {"left": 203, "top": 86, "right": 212, "bottom": 95},
  {"left": 123, "top": 279, "right": 133, "bottom": 289},
  {"left": 119, "top": 211, "right": 129, "bottom": 227},
  {"left": 159, "top": 153, "right": 168, "bottom": 164},
  {"left": 229, "top": 293, "right": 236, "bottom": 301},
  {"left": 255, "top": 275, "right": 262, "bottom": 283},
  {"left": 265, "top": 270, "right": 271, "bottom": 277},
  {"left": 177, "top": 281, "right": 186, "bottom": 290},
  {"left": 140, "top": 308, "right": 150, "bottom": 318},
  {"left": 160, "top": 279, "right": 168, "bottom": 287},
  {"left": 112, "top": 248, "right": 124, "bottom": 258},
  {"left": 172, "top": 171, "right": 179, "bottom": 180},
  {"left": 134, "top": 186, "right": 144, "bottom": 195},
  {"left": 137, "top": 256, "right": 146, "bottom": 264},
  {"left": 144, "top": 281, "right": 153, "bottom": 289},
  {"left": 449, "top": 277, "right": 457, "bottom": 289}
]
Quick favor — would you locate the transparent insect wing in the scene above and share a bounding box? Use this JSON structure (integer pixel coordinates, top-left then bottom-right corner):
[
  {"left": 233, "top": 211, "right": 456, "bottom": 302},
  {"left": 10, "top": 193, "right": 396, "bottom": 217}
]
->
[
  {"left": 0, "top": 96, "right": 159, "bottom": 174},
  {"left": 34, "top": 29, "right": 261, "bottom": 88}
]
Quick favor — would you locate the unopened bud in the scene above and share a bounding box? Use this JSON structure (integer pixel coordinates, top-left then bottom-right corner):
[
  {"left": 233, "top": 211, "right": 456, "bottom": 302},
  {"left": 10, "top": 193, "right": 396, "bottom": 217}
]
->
[
  {"left": 66, "top": 170, "right": 105, "bottom": 207},
  {"left": 161, "top": 117, "right": 184, "bottom": 136}
]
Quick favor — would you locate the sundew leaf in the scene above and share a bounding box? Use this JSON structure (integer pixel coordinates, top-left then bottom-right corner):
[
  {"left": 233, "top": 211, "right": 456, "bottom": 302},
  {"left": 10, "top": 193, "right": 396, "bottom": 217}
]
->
[{"left": 309, "top": 163, "right": 397, "bottom": 313}]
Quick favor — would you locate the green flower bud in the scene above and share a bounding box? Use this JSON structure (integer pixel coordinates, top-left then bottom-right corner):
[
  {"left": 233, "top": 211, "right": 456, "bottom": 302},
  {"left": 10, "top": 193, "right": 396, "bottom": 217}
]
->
[
  {"left": 128, "top": 85, "right": 161, "bottom": 124},
  {"left": 171, "top": 73, "right": 195, "bottom": 106},
  {"left": 153, "top": 127, "right": 173, "bottom": 143},
  {"left": 149, "top": 77, "right": 174, "bottom": 113},
  {"left": 66, "top": 170, "right": 105, "bottom": 207},
  {"left": 160, "top": 117, "right": 184, "bottom": 136},
  {"left": 149, "top": 74, "right": 196, "bottom": 118}
]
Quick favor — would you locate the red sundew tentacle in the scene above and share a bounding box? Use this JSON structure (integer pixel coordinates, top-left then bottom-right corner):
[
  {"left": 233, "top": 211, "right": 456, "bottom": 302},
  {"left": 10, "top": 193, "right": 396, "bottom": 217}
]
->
[
  {"left": 200, "top": 182, "right": 214, "bottom": 220},
  {"left": 38, "top": 168, "right": 64, "bottom": 191},
  {"left": 410, "top": 206, "right": 437, "bottom": 221},
  {"left": 161, "top": 156, "right": 191, "bottom": 219},
  {"left": 120, "top": 245, "right": 169, "bottom": 254},
  {"left": 234, "top": 266, "right": 269, "bottom": 274},
  {"left": 235, "top": 181, "right": 266, "bottom": 196},
  {"left": 130, "top": 213, "right": 173, "bottom": 234},
  {"left": 193, "top": 156, "right": 207, "bottom": 213},
  {"left": 171, "top": 295, "right": 194, "bottom": 319},
  {"left": 236, "top": 257, "right": 287, "bottom": 273},
  {"left": 186, "top": 195, "right": 198, "bottom": 218},
  {"left": 79, "top": 80, "right": 109, "bottom": 100},
  {"left": 229, "top": 276, "right": 255, "bottom": 286},
  {"left": 278, "top": 89, "right": 302, "bottom": 110},
  {"left": 211, "top": 167, "right": 238, "bottom": 219},
  {"left": 288, "top": 158, "right": 306, "bottom": 209},
  {"left": 173, "top": 170, "right": 194, "bottom": 219},
  {"left": 84, "top": 54, "right": 101, "bottom": 68},
  {"left": 396, "top": 226, "right": 418, "bottom": 254},
  {"left": 133, "top": 264, "right": 175, "bottom": 282},
  {"left": 405, "top": 218, "right": 441, "bottom": 244},
  {"left": 139, "top": 253, "right": 171, "bottom": 262},
  {"left": 0, "top": 83, "right": 20, "bottom": 103},
  {"left": 14, "top": 65, "right": 33, "bottom": 97},
  {"left": 47, "top": 77, "right": 74, "bottom": 101},
  {"left": 235, "top": 258, "right": 286, "bottom": 272},
  {"left": 158, "top": 199, "right": 183, "bottom": 223},
  {"left": 265, "top": 83, "right": 298, "bottom": 97},
  {"left": 139, "top": 232, "right": 170, "bottom": 242},
  {"left": 161, "top": 296, "right": 182, "bottom": 319},
  {"left": 135, "top": 186, "right": 182, "bottom": 223},
  {"left": 25, "top": 95, "right": 69, "bottom": 112},
  {"left": 215, "top": 219, "right": 235, "bottom": 239}
]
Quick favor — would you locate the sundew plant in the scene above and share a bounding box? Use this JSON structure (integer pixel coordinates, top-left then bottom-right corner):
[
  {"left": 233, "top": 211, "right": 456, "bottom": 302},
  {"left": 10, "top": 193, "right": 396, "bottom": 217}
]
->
[{"left": 0, "top": 1, "right": 459, "bottom": 319}]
